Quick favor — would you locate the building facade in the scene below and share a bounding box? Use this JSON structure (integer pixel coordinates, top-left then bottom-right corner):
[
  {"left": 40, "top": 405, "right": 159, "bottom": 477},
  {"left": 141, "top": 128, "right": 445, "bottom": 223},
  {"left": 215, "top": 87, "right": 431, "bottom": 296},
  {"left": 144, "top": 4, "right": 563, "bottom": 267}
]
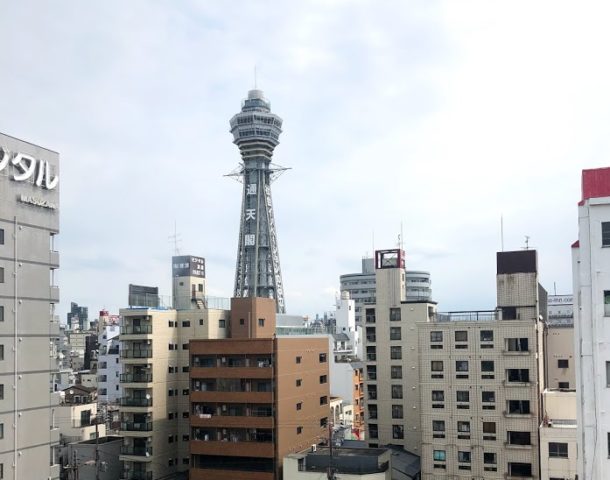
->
[
  {"left": 97, "top": 324, "right": 121, "bottom": 404},
  {"left": 67, "top": 301, "right": 89, "bottom": 331},
  {"left": 418, "top": 250, "right": 546, "bottom": 479},
  {"left": 0, "top": 133, "right": 61, "bottom": 479},
  {"left": 229, "top": 89, "right": 287, "bottom": 313},
  {"left": 189, "top": 297, "right": 330, "bottom": 480},
  {"left": 340, "top": 257, "right": 432, "bottom": 324},
  {"left": 572, "top": 167, "right": 610, "bottom": 480}
]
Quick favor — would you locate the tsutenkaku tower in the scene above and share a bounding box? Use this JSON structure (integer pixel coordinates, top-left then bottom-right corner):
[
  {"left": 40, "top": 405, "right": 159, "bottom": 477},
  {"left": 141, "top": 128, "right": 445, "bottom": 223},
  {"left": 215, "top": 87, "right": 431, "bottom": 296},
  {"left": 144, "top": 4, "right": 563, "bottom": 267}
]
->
[{"left": 228, "top": 89, "right": 287, "bottom": 313}]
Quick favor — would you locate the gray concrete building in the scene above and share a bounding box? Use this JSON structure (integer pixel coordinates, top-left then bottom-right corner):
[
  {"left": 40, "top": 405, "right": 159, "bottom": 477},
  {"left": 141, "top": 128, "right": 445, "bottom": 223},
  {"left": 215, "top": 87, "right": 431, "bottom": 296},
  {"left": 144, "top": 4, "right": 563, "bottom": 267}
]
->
[{"left": 0, "top": 132, "right": 61, "bottom": 479}]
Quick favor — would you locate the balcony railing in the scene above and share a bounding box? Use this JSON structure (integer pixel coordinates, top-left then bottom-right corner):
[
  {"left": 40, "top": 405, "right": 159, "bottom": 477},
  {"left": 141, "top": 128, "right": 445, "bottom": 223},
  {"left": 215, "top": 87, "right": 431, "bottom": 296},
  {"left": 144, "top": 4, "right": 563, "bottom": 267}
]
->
[
  {"left": 121, "top": 422, "right": 153, "bottom": 432},
  {"left": 120, "top": 398, "right": 152, "bottom": 407},
  {"left": 121, "top": 350, "right": 153, "bottom": 359},
  {"left": 122, "top": 472, "right": 152, "bottom": 480},
  {"left": 120, "top": 373, "right": 153, "bottom": 383},
  {"left": 121, "top": 446, "right": 153, "bottom": 456},
  {"left": 121, "top": 325, "right": 153, "bottom": 335}
]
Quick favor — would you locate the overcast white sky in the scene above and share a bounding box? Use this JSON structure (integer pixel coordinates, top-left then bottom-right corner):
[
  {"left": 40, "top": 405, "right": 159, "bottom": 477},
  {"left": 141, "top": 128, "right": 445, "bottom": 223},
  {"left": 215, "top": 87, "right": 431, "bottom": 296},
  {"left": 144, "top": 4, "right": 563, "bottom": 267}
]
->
[{"left": 2, "top": 1, "right": 609, "bottom": 321}]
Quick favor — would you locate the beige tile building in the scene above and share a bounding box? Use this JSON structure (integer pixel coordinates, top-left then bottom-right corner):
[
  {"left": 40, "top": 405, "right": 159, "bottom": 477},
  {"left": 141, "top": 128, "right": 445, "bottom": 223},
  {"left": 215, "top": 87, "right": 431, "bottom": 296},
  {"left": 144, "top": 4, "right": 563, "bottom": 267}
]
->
[
  {"left": 363, "top": 249, "right": 436, "bottom": 455},
  {"left": 418, "top": 250, "right": 546, "bottom": 479},
  {"left": 119, "top": 255, "right": 229, "bottom": 480},
  {"left": 539, "top": 389, "right": 577, "bottom": 480},
  {"left": 544, "top": 325, "right": 575, "bottom": 390}
]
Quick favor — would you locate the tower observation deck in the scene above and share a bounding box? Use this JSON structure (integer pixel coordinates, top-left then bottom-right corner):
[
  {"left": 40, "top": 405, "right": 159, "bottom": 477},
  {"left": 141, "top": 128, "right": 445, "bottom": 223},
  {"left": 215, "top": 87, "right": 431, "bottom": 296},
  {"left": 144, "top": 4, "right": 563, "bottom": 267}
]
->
[{"left": 228, "top": 89, "right": 287, "bottom": 313}]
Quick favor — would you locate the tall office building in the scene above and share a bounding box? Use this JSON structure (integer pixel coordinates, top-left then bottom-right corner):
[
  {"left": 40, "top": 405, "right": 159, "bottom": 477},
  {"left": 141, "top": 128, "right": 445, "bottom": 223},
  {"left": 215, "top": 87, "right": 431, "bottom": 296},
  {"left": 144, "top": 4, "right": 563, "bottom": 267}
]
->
[
  {"left": 340, "top": 256, "right": 432, "bottom": 324},
  {"left": 418, "top": 250, "right": 546, "bottom": 479},
  {"left": 119, "top": 255, "right": 230, "bottom": 480},
  {"left": 67, "top": 301, "right": 88, "bottom": 330},
  {"left": 229, "top": 89, "right": 287, "bottom": 313},
  {"left": 189, "top": 297, "right": 330, "bottom": 480},
  {"left": 572, "top": 167, "right": 610, "bottom": 480},
  {"left": 0, "top": 133, "right": 61, "bottom": 479}
]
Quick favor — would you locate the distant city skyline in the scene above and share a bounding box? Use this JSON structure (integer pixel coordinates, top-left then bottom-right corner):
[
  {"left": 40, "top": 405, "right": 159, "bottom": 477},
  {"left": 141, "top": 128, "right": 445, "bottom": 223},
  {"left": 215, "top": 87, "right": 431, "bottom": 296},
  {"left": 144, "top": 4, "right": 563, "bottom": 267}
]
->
[{"left": 0, "top": 2, "right": 605, "bottom": 321}]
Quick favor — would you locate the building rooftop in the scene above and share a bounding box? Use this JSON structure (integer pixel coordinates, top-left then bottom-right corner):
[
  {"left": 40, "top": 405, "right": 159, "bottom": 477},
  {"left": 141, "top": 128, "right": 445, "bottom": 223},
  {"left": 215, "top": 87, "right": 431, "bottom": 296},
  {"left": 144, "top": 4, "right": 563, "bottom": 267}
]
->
[
  {"left": 581, "top": 167, "right": 610, "bottom": 203},
  {"left": 289, "top": 446, "right": 390, "bottom": 475}
]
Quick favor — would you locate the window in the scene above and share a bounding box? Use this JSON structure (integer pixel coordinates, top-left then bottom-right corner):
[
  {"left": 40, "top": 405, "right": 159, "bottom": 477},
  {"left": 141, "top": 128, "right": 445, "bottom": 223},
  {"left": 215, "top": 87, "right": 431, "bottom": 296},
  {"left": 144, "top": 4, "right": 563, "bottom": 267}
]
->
[
  {"left": 507, "top": 369, "right": 529, "bottom": 383},
  {"left": 549, "top": 442, "right": 568, "bottom": 458},
  {"left": 182, "top": 458, "right": 189, "bottom": 465},
  {"left": 432, "top": 390, "right": 444, "bottom": 401},
  {"left": 182, "top": 366, "right": 189, "bottom": 373},
  {"left": 431, "top": 361, "right": 444, "bottom": 378},
  {"left": 508, "top": 462, "right": 532, "bottom": 477},
  {"left": 502, "top": 306, "right": 518, "bottom": 319},
  {"left": 320, "top": 417, "right": 328, "bottom": 427},
  {"left": 0, "top": 268, "right": 3, "bottom": 284},
  {"left": 484, "top": 452, "right": 497, "bottom": 471},
  {"left": 369, "top": 424, "right": 378, "bottom": 439},
  {"left": 296, "top": 402, "right": 302, "bottom": 411},
  {"left": 558, "top": 359, "right": 569, "bottom": 369},
  {"left": 481, "top": 361, "right": 495, "bottom": 379},
  {"left": 391, "top": 405, "right": 403, "bottom": 419},
  {"left": 507, "top": 431, "right": 531, "bottom": 445},
  {"left": 239, "top": 318, "right": 245, "bottom": 325},
  {"left": 480, "top": 330, "right": 493, "bottom": 342},
  {"left": 182, "top": 389, "right": 189, "bottom": 395},
  {"left": 559, "top": 381, "right": 570, "bottom": 389},
  {"left": 296, "top": 356, "right": 302, "bottom": 364},
  {"left": 390, "top": 346, "right": 402, "bottom": 360},
  {"left": 182, "top": 321, "right": 190, "bottom": 327},
  {"left": 258, "top": 318, "right": 265, "bottom": 327},
  {"left": 391, "top": 366, "right": 402, "bottom": 379},
  {"left": 182, "top": 343, "right": 189, "bottom": 350},
  {"left": 432, "top": 420, "right": 445, "bottom": 438},
  {"left": 219, "top": 319, "right": 225, "bottom": 328},
  {"left": 368, "top": 404, "right": 377, "bottom": 419},
  {"left": 456, "top": 360, "right": 469, "bottom": 378},
  {"left": 392, "top": 425, "right": 404, "bottom": 439},
  {"left": 320, "top": 396, "right": 328, "bottom": 405},
  {"left": 457, "top": 421, "right": 470, "bottom": 439},
  {"left": 506, "top": 337, "right": 529, "bottom": 352},
  {"left": 296, "top": 426, "right": 302, "bottom": 434},
  {"left": 182, "top": 412, "right": 189, "bottom": 418},
  {"left": 365, "top": 308, "right": 376, "bottom": 323},
  {"left": 390, "top": 308, "right": 401, "bottom": 322},
  {"left": 199, "top": 319, "right": 204, "bottom": 326},
  {"left": 430, "top": 331, "right": 443, "bottom": 343},
  {"left": 0, "top": 229, "right": 4, "bottom": 245},
  {"left": 482, "top": 391, "right": 495, "bottom": 403},
  {"left": 0, "top": 345, "right": 4, "bottom": 361},
  {"left": 391, "top": 385, "right": 403, "bottom": 399},
  {"left": 483, "top": 421, "right": 496, "bottom": 440},
  {"left": 457, "top": 451, "right": 471, "bottom": 463},
  {"left": 603, "top": 221, "right": 610, "bottom": 246},
  {"left": 296, "top": 379, "right": 302, "bottom": 387},
  {"left": 390, "top": 327, "right": 401, "bottom": 340},
  {"left": 455, "top": 330, "right": 468, "bottom": 342},
  {"left": 606, "top": 291, "right": 610, "bottom": 316},
  {"left": 456, "top": 391, "right": 469, "bottom": 402},
  {"left": 319, "top": 353, "right": 327, "bottom": 363},
  {"left": 508, "top": 400, "right": 531, "bottom": 414},
  {"left": 433, "top": 450, "right": 446, "bottom": 461},
  {"left": 319, "top": 375, "right": 327, "bottom": 384},
  {"left": 0, "top": 306, "right": 3, "bottom": 322}
]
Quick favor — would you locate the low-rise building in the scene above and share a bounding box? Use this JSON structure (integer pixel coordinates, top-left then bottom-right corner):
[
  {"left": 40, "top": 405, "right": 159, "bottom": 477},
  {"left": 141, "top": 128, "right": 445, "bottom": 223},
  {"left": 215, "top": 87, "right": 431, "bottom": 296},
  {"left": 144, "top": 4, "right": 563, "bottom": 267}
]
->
[{"left": 540, "top": 389, "right": 577, "bottom": 480}]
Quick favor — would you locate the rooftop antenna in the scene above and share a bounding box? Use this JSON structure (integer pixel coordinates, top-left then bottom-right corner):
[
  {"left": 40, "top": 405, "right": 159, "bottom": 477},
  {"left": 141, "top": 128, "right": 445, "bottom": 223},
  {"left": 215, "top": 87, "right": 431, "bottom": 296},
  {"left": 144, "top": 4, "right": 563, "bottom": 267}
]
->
[
  {"left": 500, "top": 214, "right": 504, "bottom": 252},
  {"left": 523, "top": 235, "right": 530, "bottom": 250},
  {"left": 168, "top": 221, "right": 182, "bottom": 256},
  {"left": 254, "top": 65, "right": 258, "bottom": 89}
]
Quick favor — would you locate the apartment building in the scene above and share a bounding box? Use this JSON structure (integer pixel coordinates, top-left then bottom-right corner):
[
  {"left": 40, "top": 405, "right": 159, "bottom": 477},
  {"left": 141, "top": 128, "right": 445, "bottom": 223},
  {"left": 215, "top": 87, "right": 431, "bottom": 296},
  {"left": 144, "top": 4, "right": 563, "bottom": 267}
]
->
[
  {"left": 119, "top": 255, "right": 230, "bottom": 480},
  {"left": 97, "top": 324, "right": 121, "bottom": 404},
  {"left": 189, "top": 297, "right": 330, "bottom": 480},
  {"left": 363, "top": 249, "right": 436, "bottom": 455},
  {"left": 572, "top": 167, "right": 610, "bottom": 480},
  {"left": 418, "top": 250, "right": 546, "bottom": 479},
  {"left": 0, "top": 133, "right": 61, "bottom": 478}
]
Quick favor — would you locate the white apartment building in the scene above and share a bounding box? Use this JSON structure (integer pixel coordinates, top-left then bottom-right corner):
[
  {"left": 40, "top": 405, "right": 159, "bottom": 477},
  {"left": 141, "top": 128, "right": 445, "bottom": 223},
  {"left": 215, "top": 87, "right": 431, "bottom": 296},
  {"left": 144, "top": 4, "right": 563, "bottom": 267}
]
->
[
  {"left": 572, "top": 167, "right": 610, "bottom": 480},
  {"left": 98, "top": 324, "right": 121, "bottom": 404},
  {"left": 119, "top": 255, "right": 229, "bottom": 480}
]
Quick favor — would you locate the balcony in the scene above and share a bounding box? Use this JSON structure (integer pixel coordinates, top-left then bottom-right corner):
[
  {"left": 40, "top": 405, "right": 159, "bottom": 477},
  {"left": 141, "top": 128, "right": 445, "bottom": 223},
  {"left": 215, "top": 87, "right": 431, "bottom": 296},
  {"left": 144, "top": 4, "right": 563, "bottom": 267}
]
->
[
  {"left": 121, "top": 325, "right": 153, "bottom": 335},
  {"left": 121, "top": 422, "right": 153, "bottom": 432},
  {"left": 121, "top": 350, "right": 153, "bottom": 359},
  {"left": 49, "top": 250, "right": 60, "bottom": 268},
  {"left": 50, "top": 286, "right": 60, "bottom": 303},
  {"left": 190, "top": 439, "right": 274, "bottom": 458},
  {"left": 120, "top": 398, "right": 152, "bottom": 407},
  {"left": 191, "top": 366, "right": 272, "bottom": 380},
  {"left": 121, "top": 446, "right": 153, "bottom": 456},
  {"left": 191, "top": 414, "right": 273, "bottom": 429},
  {"left": 190, "top": 390, "right": 272, "bottom": 404},
  {"left": 120, "top": 373, "right": 153, "bottom": 383}
]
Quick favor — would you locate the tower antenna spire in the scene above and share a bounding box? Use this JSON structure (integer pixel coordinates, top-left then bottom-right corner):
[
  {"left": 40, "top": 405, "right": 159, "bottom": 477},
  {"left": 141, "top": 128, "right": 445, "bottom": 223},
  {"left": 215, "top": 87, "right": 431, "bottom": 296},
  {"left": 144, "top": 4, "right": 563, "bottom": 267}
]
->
[
  {"left": 254, "top": 65, "right": 258, "bottom": 89},
  {"left": 168, "top": 221, "right": 182, "bottom": 256}
]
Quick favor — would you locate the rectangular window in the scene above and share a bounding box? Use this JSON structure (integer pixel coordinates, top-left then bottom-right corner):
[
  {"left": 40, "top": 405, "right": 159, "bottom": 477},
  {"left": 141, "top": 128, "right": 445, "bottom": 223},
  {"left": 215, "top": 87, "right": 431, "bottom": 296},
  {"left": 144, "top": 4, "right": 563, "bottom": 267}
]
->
[
  {"left": 430, "top": 331, "right": 443, "bottom": 342},
  {"left": 389, "top": 308, "right": 401, "bottom": 322},
  {"left": 258, "top": 318, "right": 265, "bottom": 327},
  {"left": 182, "top": 366, "right": 189, "bottom": 373},
  {"left": 365, "top": 308, "right": 376, "bottom": 323},
  {"left": 0, "top": 423, "right": 4, "bottom": 439},
  {"left": 507, "top": 431, "right": 531, "bottom": 445},
  {"left": 549, "top": 442, "right": 568, "bottom": 458},
  {"left": 559, "top": 381, "right": 570, "bottom": 389},
  {"left": 320, "top": 417, "right": 328, "bottom": 428},
  {"left": 320, "top": 396, "right": 328, "bottom": 405},
  {"left": 508, "top": 463, "right": 532, "bottom": 477},
  {"left": 369, "top": 424, "right": 378, "bottom": 439},
  {"left": 481, "top": 360, "right": 495, "bottom": 379},
  {"left": 482, "top": 391, "right": 495, "bottom": 403},
  {"left": 456, "top": 391, "right": 469, "bottom": 402},
  {"left": 0, "top": 229, "right": 4, "bottom": 245},
  {"left": 391, "top": 404, "right": 403, "bottom": 419},
  {"left": 296, "top": 402, "right": 302, "bottom": 410},
  {"left": 507, "top": 369, "right": 530, "bottom": 383},
  {"left": 432, "top": 390, "right": 444, "bottom": 402},
  {"left": 182, "top": 321, "right": 190, "bottom": 327},
  {"left": 456, "top": 360, "right": 469, "bottom": 378},
  {"left": 0, "top": 306, "right": 3, "bottom": 322},
  {"left": 433, "top": 450, "right": 446, "bottom": 461},
  {"left": 296, "top": 379, "right": 302, "bottom": 387},
  {"left": 368, "top": 404, "right": 377, "bottom": 419},
  {"left": 391, "top": 366, "right": 402, "bottom": 379},
  {"left": 296, "top": 426, "right": 302, "bottom": 434},
  {"left": 506, "top": 337, "right": 529, "bottom": 352},
  {"left": 239, "top": 318, "right": 245, "bottom": 325},
  {"left": 457, "top": 421, "right": 470, "bottom": 439},
  {"left": 0, "top": 268, "right": 3, "bottom": 284},
  {"left": 391, "top": 385, "right": 403, "bottom": 399},
  {"left": 457, "top": 451, "right": 471, "bottom": 463},
  {"left": 319, "top": 353, "right": 327, "bottom": 363},
  {"left": 558, "top": 359, "right": 569, "bottom": 368},
  {"left": 0, "top": 385, "right": 4, "bottom": 400},
  {"left": 455, "top": 330, "right": 468, "bottom": 342},
  {"left": 182, "top": 343, "right": 189, "bottom": 350},
  {"left": 480, "top": 330, "right": 493, "bottom": 342},
  {"left": 390, "top": 327, "right": 401, "bottom": 340},
  {"left": 199, "top": 318, "right": 204, "bottom": 326},
  {"left": 219, "top": 319, "right": 226, "bottom": 328},
  {"left": 508, "top": 400, "right": 531, "bottom": 414},
  {"left": 605, "top": 291, "right": 610, "bottom": 316},
  {"left": 392, "top": 424, "right": 404, "bottom": 439},
  {"left": 484, "top": 452, "right": 497, "bottom": 464},
  {"left": 432, "top": 420, "right": 445, "bottom": 435},
  {"left": 431, "top": 361, "right": 444, "bottom": 377},
  {"left": 603, "top": 221, "right": 610, "bottom": 246},
  {"left": 483, "top": 421, "right": 496, "bottom": 440},
  {"left": 0, "top": 346, "right": 4, "bottom": 361},
  {"left": 319, "top": 375, "right": 327, "bottom": 384},
  {"left": 296, "top": 356, "right": 302, "bottom": 364},
  {"left": 390, "top": 346, "right": 402, "bottom": 360}
]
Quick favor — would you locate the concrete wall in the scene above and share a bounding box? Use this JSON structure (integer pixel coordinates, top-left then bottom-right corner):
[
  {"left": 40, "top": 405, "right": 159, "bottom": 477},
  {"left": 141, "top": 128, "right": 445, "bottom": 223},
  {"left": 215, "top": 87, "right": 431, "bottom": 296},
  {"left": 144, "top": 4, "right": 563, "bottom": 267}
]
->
[{"left": 545, "top": 326, "right": 575, "bottom": 389}]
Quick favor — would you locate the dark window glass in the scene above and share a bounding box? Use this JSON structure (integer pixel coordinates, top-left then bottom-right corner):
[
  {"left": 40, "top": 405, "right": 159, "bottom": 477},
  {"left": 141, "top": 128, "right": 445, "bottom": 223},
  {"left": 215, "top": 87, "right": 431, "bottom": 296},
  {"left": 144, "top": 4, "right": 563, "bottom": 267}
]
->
[{"left": 603, "top": 222, "right": 610, "bottom": 247}]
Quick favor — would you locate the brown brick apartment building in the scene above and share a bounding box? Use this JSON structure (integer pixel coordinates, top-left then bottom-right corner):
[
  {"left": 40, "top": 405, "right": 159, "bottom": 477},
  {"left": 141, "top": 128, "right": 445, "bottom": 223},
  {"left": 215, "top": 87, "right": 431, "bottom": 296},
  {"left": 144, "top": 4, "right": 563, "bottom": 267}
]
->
[{"left": 189, "top": 297, "right": 330, "bottom": 480}]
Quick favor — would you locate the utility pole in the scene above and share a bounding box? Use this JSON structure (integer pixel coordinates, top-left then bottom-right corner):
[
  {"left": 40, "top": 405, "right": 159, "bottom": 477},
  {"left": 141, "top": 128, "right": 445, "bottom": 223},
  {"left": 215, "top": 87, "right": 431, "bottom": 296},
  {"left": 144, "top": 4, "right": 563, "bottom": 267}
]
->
[{"left": 327, "top": 420, "right": 336, "bottom": 480}]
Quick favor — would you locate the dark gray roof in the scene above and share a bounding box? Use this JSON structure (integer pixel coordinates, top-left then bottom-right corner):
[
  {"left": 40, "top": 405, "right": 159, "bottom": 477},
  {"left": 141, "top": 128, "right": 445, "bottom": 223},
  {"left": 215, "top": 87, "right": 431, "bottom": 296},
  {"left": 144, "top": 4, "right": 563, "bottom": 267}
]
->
[{"left": 332, "top": 333, "right": 350, "bottom": 342}]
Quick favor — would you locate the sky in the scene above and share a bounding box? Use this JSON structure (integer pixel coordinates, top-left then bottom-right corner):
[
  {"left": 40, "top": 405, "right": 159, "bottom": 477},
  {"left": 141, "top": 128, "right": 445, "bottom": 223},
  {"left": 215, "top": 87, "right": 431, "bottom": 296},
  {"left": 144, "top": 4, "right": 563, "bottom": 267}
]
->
[{"left": 2, "top": 1, "right": 610, "bottom": 322}]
